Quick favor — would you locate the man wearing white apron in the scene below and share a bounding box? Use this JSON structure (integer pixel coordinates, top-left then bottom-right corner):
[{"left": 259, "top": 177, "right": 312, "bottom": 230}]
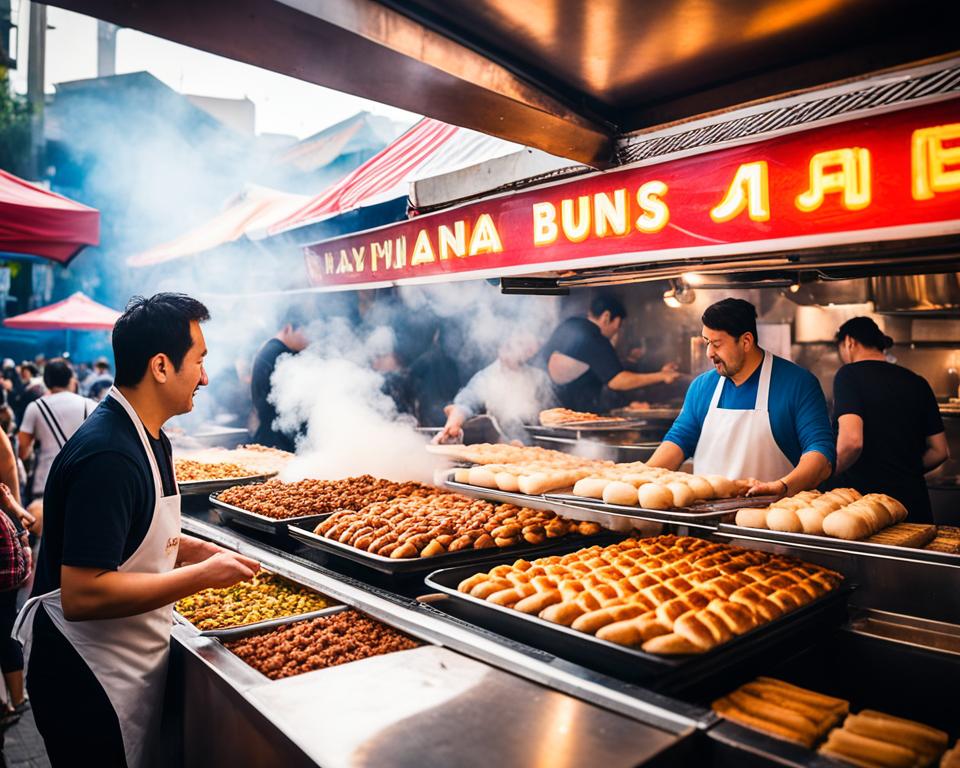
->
[
  {"left": 648, "top": 298, "right": 835, "bottom": 498},
  {"left": 14, "top": 294, "right": 259, "bottom": 767}
]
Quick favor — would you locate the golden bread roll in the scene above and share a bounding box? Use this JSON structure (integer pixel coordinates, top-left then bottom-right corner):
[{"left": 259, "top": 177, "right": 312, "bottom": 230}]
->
[
  {"left": 454, "top": 468, "right": 471, "bottom": 483},
  {"left": 517, "top": 473, "right": 556, "bottom": 495},
  {"left": 637, "top": 483, "right": 674, "bottom": 510},
  {"left": 771, "top": 498, "right": 806, "bottom": 511},
  {"left": 871, "top": 494, "right": 908, "bottom": 524},
  {"left": 684, "top": 475, "right": 716, "bottom": 500},
  {"left": 665, "top": 481, "right": 696, "bottom": 509},
  {"left": 603, "top": 481, "right": 642, "bottom": 506},
  {"left": 570, "top": 603, "right": 648, "bottom": 634},
  {"left": 766, "top": 507, "right": 804, "bottom": 533},
  {"left": 753, "top": 677, "right": 848, "bottom": 715},
  {"left": 494, "top": 472, "right": 520, "bottom": 492},
  {"left": 811, "top": 496, "right": 844, "bottom": 513},
  {"left": 796, "top": 507, "right": 828, "bottom": 535},
  {"left": 727, "top": 690, "right": 822, "bottom": 745},
  {"left": 596, "top": 612, "right": 669, "bottom": 646},
  {"left": 713, "top": 696, "right": 816, "bottom": 747},
  {"left": 641, "top": 632, "right": 699, "bottom": 655},
  {"left": 852, "top": 711, "right": 948, "bottom": 759},
  {"left": 739, "top": 683, "right": 837, "bottom": 729},
  {"left": 735, "top": 507, "right": 769, "bottom": 529},
  {"left": 858, "top": 497, "right": 893, "bottom": 529},
  {"left": 704, "top": 475, "right": 737, "bottom": 499},
  {"left": 822, "top": 510, "right": 872, "bottom": 540},
  {"left": 820, "top": 727, "right": 917, "bottom": 768},
  {"left": 467, "top": 466, "right": 498, "bottom": 488},
  {"left": 572, "top": 477, "right": 610, "bottom": 498},
  {"left": 831, "top": 487, "right": 862, "bottom": 505},
  {"left": 941, "top": 741, "right": 960, "bottom": 768}
]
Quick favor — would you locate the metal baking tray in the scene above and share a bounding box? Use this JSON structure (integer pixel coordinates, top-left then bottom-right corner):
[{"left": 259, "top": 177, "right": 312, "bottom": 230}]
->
[
  {"left": 287, "top": 517, "right": 620, "bottom": 575},
  {"left": 524, "top": 420, "right": 647, "bottom": 434},
  {"left": 425, "top": 561, "right": 850, "bottom": 690},
  {"left": 209, "top": 491, "right": 331, "bottom": 535},
  {"left": 178, "top": 471, "right": 278, "bottom": 497},
  {"left": 544, "top": 493, "right": 778, "bottom": 527},
  {"left": 716, "top": 523, "right": 960, "bottom": 566},
  {"left": 175, "top": 603, "right": 345, "bottom": 640}
]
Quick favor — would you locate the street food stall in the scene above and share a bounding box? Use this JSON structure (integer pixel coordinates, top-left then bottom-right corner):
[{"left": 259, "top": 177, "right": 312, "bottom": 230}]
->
[{"left": 162, "top": 58, "right": 960, "bottom": 768}]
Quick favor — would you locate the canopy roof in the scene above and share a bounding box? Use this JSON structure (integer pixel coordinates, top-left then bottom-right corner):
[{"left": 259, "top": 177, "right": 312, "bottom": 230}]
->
[
  {"left": 0, "top": 169, "right": 100, "bottom": 263},
  {"left": 4, "top": 292, "right": 120, "bottom": 331}
]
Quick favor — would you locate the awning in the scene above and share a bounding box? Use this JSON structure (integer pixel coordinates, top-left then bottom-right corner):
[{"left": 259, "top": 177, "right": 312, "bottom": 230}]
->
[
  {"left": 0, "top": 169, "right": 100, "bottom": 263},
  {"left": 267, "top": 118, "right": 522, "bottom": 235},
  {"left": 4, "top": 292, "right": 121, "bottom": 330},
  {"left": 127, "top": 185, "right": 311, "bottom": 267}
]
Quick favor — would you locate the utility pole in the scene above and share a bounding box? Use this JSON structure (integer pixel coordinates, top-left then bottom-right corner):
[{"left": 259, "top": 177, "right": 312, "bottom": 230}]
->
[{"left": 26, "top": 2, "right": 45, "bottom": 180}]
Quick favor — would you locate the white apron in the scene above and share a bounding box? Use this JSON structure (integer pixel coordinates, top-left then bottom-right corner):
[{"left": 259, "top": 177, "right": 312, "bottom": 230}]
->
[
  {"left": 692, "top": 352, "right": 795, "bottom": 481},
  {"left": 14, "top": 387, "right": 181, "bottom": 768}
]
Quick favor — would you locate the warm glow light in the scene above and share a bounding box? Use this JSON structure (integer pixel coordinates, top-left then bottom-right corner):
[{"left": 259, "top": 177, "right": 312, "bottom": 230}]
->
[
  {"left": 790, "top": 283, "right": 801, "bottom": 293},
  {"left": 684, "top": 272, "right": 706, "bottom": 286},
  {"left": 663, "top": 290, "right": 682, "bottom": 308}
]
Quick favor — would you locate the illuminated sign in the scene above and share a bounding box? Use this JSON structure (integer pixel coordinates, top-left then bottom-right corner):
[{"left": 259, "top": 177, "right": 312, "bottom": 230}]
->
[{"left": 303, "top": 98, "right": 960, "bottom": 290}]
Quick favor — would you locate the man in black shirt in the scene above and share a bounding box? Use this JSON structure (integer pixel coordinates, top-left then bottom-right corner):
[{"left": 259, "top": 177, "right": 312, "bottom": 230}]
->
[
  {"left": 832, "top": 317, "right": 949, "bottom": 523},
  {"left": 541, "top": 294, "right": 679, "bottom": 412},
  {"left": 16, "top": 293, "right": 259, "bottom": 767},
  {"left": 251, "top": 307, "right": 310, "bottom": 451}
]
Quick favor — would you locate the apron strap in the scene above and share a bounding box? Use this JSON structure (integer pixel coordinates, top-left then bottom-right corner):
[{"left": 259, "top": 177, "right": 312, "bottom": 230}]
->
[
  {"left": 754, "top": 351, "right": 773, "bottom": 412},
  {"left": 35, "top": 398, "right": 67, "bottom": 448},
  {"left": 107, "top": 388, "right": 168, "bottom": 502},
  {"left": 707, "top": 371, "right": 726, "bottom": 410}
]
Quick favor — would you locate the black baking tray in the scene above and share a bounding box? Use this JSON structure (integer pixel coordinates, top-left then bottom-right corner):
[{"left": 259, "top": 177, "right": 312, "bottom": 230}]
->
[
  {"left": 287, "top": 518, "right": 621, "bottom": 575},
  {"left": 209, "top": 491, "right": 330, "bottom": 535},
  {"left": 716, "top": 523, "right": 960, "bottom": 566},
  {"left": 425, "top": 561, "right": 851, "bottom": 691}
]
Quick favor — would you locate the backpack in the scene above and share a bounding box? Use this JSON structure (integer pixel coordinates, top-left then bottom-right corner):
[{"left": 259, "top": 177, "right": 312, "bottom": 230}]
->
[{"left": 0, "top": 511, "right": 30, "bottom": 592}]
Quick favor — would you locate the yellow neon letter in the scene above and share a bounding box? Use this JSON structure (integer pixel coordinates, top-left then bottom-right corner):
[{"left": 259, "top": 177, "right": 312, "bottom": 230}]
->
[
  {"left": 635, "top": 181, "right": 669, "bottom": 233},
  {"left": 437, "top": 221, "right": 467, "bottom": 259},
  {"left": 337, "top": 249, "right": 353, "bottom": 274},
  {"left": 468, "top": 214, "right": 503, "bottom": 255},
  {"left": 594, "top": 189, "right": 629, "bottom": 237},
  {"left": 410, "top": 229, "right": 436, "bottom": 266},
  {"left": 392, "top": 237, "right": 407, "bottom": 269},
  {"left": 796, "top": 148, "right": 871, "bottom": 212},
  {"left": 560, "top": 196, "right": 591, "bottom": 242},
  {"left": 324, "top": 252, "right": 335, "bottom": 274},
  {"left": 710, "top": 161, "right": 770, "bottom": 223},
  {"left": 532, "top": 202, "right": 559, "bottom": 246},
  {"left": 912, "top": 123, "right": 960, "bottom": 200},
  {"left": 351, "top": 245, "right": 366, "bottom": 272}
]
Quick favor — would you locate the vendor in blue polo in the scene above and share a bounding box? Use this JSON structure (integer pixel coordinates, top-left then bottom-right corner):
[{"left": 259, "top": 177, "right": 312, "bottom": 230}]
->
[{"left": 647, "top": 298, "right": 835, "bottom": 498}]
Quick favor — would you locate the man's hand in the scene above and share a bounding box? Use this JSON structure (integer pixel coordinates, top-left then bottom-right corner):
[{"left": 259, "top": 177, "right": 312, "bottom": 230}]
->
[
  {"left": 199, "top": 552, "right": 260, "bottom": 589},
  {"left": 176, "top": 535, "right": 224, "bottom": 567},
  {"left": 0, "top": 483, "right": 35, "bottom": 528},
  {"left": 432, "top": 424, "right": 462, "bottom": 444},
  {"left": 746, "top": 479, "right": 788, "bottom": 499}
]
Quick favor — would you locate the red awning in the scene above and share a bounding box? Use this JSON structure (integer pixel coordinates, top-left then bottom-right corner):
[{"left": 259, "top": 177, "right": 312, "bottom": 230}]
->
[
  {"left": 268, "top": 118, "right": 461, "bottom": 234},
  {"left": 0, "top": 170, "right": 100, "bottom": 263},
  {"left": 4, "top": 292, "right": 120, "bottom": 331}
]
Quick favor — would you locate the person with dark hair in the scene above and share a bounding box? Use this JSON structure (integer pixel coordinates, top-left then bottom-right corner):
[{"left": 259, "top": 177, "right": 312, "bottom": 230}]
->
[
  {"left": 832, "top": 317, "right": 948, "bottom": 522},
  {"left": 541, "top": 292, "right": 678, "bottom": 412},
  {"left": 82, "top": 356, "right": 114, "bottom": 401},
  {"left": 18, "top": 358, "right": 97, "bottom": 505},
  {"left": 251, "top": 306, "right": 311, "bottom": 451},
  {"left": 649, "top": 298, "right": 835, "bottom": 497},
  {"left": 14, "top": 293, "right": 260, "bottom": 767}
]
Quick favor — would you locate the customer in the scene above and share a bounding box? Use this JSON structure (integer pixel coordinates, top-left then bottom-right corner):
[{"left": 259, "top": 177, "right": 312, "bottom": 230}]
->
[
  {"left": 82, "top": 356, "right": 114, "bottom": 401},
  {"left": 832, "top": 317, "right": 948, "bottom": 522},
  {"left": 251, "top": 307, "right": 310, "bottom": 451},
  {"left": 18, "top": 358, "right": 97, "bottom": 506},
  {"left": 15, "top": 293, "right": 260, "bottom": 768},
  {"left": 541, "top": 294, "right": 679, "bottom": 413}
]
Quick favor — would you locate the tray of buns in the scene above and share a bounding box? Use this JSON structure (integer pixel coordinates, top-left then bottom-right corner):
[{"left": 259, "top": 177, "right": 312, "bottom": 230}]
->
[
  {"left": 425, "top": 536, "right": 849, "bottom": 687},
  {"left": 286, "top": 492, "right": 614, "bottom": 575}
]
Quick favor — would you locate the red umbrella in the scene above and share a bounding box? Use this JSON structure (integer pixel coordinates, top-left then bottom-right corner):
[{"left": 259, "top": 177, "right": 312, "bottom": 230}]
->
[
  {"left": 0, "top": 169, "right": 100, "bottom": 263},
  {"left": 3, "top": 292, "right": 120, "bottom": 331}
]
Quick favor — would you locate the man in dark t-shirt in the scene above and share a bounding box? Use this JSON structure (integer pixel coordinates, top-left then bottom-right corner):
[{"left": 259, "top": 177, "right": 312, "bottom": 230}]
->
[
  {"left": 832, "top": 317, "right": 949, "bottom": 523},
  {"left": 251, "top": 308, "right": 310, "bottom": 451},
  {"left": 540, "top": 294, "right": 678, "bottom": 412}
]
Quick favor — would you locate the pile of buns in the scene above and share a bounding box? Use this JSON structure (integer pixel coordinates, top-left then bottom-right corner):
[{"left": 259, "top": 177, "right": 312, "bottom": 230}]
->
[
  {"left": 458, "top": 535, "right": 841, "bottom": 655},
  {"left": 572, "top": 467, "right": 746, "bottom": 509},
  {"left": 821, "top": 711, "right": 948, "bottom": 767},
  {"left": 313, "top": 493, "right": 601, "bottom": 559},
  {"left": 713, "top": 678, "right": 951, "bottom": 767},
  {"left": 430, "top": 442, "right": 601, "bottom": 468},
  {"left": 735, "top": 488, "right": 907, "bottom": 540},
  {"left": 539, "top": 408, "right": 622, "bottom": 426},
  {"left": 453, "top": 462, "right": 602, "bottom": 496},
  {"left": 712, "top": 676, "right": 848, "bottom": 747}
]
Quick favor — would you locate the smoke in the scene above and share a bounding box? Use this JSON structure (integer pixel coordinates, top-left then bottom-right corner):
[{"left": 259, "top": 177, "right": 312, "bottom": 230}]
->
[{"left": 269, "top": 316, "right": 440, "bottom": 483}]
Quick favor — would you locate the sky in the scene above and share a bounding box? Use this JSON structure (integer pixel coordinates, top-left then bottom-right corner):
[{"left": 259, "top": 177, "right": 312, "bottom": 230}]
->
[{"left": 11, "top": 5, "right": 421, "bottom": 139}]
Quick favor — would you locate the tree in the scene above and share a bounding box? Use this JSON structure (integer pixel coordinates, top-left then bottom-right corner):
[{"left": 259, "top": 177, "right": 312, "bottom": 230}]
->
[{"left": 0, "top": 68, "right": 32, "bottom": 177}]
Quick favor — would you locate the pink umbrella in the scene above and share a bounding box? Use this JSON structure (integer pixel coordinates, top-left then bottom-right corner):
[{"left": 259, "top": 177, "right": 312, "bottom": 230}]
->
[{"left": 4, "top": 292, "right": 120, "bottom": 331}]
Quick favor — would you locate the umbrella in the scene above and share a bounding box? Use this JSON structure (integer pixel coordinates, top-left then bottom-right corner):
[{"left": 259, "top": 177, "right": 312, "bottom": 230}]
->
[
  {"left": 3, "top": 292, "right": 120, "bottom": 331},
  {"left": 0, "top": 169, "right": 100, "bottom": 263}
]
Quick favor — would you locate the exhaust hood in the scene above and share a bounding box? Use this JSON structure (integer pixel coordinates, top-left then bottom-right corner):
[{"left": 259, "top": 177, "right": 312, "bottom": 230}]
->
[{"left": 871, "top": 273, "right": 960, "bottom": 316}]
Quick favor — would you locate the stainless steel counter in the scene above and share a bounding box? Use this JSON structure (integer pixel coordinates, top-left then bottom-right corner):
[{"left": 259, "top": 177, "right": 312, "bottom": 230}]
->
[{"left": 175, "top": 627, "right": 688, "bottom": 768}]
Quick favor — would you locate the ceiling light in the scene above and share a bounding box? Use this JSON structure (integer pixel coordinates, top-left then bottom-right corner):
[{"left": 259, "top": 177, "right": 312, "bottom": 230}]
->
[{"left": 663, "top": 289, "right": 682, "bottom": 308}]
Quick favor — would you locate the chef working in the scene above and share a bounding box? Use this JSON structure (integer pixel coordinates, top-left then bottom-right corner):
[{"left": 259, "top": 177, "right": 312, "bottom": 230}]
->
[
  {"left": 541, "top": 294, "right": 680, "bottom": 413},
  {"left": 14, "top": 293, "right": 260, "bottom": 768},
  {"left": 647, "top": 298, "right": 836, "bottom": 498}
]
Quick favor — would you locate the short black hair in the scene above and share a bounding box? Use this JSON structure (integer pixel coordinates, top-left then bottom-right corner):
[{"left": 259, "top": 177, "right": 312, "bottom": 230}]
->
[
  {"left": 835, "top": 316, "right": 893, "bottom": 351},
  {"left": 113, "top": 293, "right": 210, "bottom": 387},
  {"left": 20, "top": 362, "right": 38, "bottom": 377},
  {"left": 43, "top": 358, "right": 74, "bottom": 389},
  {"left": 589, "top": 293, "right": 627, "bottom": 321},
  {"left": 702, "top": 298, "right": 758, "bottom": 342}
]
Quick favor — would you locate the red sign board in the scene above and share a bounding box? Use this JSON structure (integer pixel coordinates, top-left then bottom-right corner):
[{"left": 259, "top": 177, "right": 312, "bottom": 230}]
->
[{"left": 304, "top": 98, "right": 960, "bottom": 290}]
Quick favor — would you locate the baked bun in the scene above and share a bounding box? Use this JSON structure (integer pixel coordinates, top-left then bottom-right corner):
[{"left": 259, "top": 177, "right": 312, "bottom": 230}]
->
[
  {"left": 704, "top": 475, "right": 737, "bottom": 499},
  {"left": 603, "top": 481, "right": 641, "bottom": 506},
  {"left": 796, "top": 507, "right": 828, "bottom": 535},
  {"left": 665, "top": 481, "right": 696, "bottom": 509},
  {"left": 822, "top": 510, "right": 871, "bottom": 540},
  {"left": 638, "top": 483, "right": 674, "bottom": 510},
  {"left": 684, "top": 475, "right": 716, "bottom": 500},
  {"left": 735, "top": 507, "right": 769, "bottom": 529},
  {"left": 766, "top": 508, "right": 804, "bottom": 533}
]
